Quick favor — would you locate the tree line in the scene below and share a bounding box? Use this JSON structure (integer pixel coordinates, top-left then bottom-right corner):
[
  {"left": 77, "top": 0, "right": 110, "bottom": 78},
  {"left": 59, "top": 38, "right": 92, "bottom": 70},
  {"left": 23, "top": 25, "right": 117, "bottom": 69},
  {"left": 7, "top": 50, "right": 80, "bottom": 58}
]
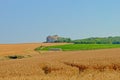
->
[{"left": 72, "top": 36, "right": 120, "bottom": 44}]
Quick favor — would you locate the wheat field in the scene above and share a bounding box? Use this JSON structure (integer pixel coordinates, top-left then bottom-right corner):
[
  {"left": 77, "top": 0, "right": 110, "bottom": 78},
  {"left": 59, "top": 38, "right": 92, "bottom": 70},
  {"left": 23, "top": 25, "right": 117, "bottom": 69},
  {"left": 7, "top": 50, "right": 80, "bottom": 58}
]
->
[{"left": 0, "top": 43, "right": 120, "bottom": 80}]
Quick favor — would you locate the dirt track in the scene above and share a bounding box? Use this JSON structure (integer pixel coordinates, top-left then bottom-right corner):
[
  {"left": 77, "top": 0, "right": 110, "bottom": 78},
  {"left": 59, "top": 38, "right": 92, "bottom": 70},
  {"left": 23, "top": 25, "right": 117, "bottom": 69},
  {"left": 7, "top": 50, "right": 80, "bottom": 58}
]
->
[{"left": 0, "top": 43, "right": 120, "bottom": 80}]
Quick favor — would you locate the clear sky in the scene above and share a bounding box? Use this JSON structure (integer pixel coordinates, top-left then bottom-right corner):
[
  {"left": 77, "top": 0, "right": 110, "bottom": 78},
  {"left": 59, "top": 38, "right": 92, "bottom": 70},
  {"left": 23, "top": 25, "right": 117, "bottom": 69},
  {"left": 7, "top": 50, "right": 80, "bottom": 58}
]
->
[{"left": 0, "top": 0, "right": 120, "bottom": 43}]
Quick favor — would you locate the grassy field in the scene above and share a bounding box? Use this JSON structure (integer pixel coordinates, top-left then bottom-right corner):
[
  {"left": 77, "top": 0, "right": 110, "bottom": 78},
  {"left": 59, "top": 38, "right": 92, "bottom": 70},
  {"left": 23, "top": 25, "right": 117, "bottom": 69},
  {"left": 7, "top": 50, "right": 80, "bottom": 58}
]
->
[
  {"left": 0, "top": 43, "right": 120, "bottom": 80},
  {"left": 35, "top": 44, "right": 120, "bottom": 51}
]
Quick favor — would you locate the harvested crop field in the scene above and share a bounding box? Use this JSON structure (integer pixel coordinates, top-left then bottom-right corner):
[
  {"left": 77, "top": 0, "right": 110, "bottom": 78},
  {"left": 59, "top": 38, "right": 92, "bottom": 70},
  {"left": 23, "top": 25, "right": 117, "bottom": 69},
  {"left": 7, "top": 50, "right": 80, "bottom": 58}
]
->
[
  {"left": 0, "top": 43, "right": 67, "bottom": 56},
  {"left": 0, "top": 43, "right": 120, "bottom": 80}
]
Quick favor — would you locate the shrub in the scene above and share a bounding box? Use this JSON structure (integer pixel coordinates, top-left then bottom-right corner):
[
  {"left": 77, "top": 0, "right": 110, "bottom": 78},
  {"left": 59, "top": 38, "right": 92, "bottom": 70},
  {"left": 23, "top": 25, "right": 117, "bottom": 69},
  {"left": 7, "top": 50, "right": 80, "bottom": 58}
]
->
[{"left": 6, "top": 55, "right": 24, "bottom": 59}]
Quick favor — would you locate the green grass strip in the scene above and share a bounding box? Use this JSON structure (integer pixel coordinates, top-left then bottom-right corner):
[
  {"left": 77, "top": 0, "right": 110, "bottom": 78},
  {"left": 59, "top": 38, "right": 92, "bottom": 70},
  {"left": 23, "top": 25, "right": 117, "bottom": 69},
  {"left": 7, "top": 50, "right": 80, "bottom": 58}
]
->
[{"left": 35, "top": 44, "right": 120, "bottom": 51}]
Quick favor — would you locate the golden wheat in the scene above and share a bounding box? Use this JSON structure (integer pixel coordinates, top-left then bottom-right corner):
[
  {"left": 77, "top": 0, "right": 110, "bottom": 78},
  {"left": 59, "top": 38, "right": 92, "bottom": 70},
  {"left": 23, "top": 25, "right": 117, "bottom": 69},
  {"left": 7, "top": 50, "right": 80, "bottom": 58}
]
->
[{"left": 0, "top": 43, "right": 120, "bottom": 80}]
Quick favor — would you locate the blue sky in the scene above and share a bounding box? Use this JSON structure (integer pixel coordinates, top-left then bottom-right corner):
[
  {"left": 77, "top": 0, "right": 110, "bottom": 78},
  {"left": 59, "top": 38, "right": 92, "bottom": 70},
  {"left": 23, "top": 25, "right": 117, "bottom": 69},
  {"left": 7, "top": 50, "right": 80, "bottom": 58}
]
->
[{"left": 0, "top": 0, "right": 120, "bottom": 43}]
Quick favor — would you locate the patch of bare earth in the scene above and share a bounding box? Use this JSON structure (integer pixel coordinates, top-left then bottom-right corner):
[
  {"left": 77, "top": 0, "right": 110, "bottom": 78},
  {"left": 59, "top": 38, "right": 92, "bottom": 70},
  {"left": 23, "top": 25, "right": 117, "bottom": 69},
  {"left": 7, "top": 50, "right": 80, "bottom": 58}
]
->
[{"left": 0, "top": 43, "right": 120, "bottom": 80}]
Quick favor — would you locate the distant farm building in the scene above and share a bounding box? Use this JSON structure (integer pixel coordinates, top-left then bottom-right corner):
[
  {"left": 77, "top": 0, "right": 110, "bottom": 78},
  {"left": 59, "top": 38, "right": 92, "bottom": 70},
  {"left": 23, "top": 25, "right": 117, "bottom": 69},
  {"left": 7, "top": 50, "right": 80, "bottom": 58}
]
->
[
  {"left": 46, "top": 35, "right": 59, "bottom": 43},
  {"left": 46, "top": 35, "right": 71, "bottom": 43}
]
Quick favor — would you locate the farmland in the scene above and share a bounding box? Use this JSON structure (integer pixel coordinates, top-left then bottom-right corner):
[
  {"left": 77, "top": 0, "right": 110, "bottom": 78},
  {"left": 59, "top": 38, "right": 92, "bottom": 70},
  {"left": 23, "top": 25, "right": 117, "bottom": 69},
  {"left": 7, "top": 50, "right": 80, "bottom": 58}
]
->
[
  {"left": 35, "top": 44, "right": 120, "bottom": 51},
  {"left": 0, "top": 43, "right": 120, "bottom": 80}
]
